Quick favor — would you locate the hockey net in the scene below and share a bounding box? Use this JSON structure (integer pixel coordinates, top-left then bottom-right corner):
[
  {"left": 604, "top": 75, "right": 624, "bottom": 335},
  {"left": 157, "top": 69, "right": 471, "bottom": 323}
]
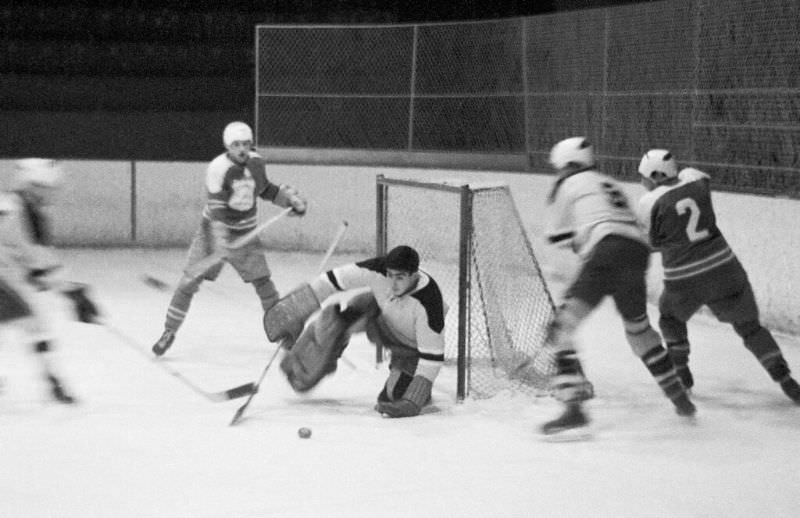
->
[{"left": 376, "top": 175, "right": 557, "bottom": 399}]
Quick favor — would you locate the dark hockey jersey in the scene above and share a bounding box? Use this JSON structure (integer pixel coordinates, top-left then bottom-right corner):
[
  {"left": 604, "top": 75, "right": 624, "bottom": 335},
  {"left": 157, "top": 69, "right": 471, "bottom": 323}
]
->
[
  {"left": 202, "top": 151, "right": 281, "bottom": 232},
  {"left": 637, "top": 168, "right": 735, "bottom": 281}
]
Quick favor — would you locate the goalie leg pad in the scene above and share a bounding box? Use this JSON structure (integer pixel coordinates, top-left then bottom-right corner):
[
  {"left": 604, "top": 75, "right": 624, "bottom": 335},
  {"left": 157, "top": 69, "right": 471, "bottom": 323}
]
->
[
  {"left": 263, "top": 283, "right": 320, "bottom": 343},
  {"left": 280, "top": 302, "right": 367, "bottom": 392}
]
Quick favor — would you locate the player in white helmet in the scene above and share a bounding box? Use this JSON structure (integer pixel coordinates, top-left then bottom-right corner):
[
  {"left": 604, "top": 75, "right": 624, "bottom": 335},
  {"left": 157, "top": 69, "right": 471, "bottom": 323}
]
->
[
  {"left": 0, "top": 159, "right": 99, "bottom": 404},
  {"left": 637, "top": 149, "right": 800, "bottom": 403},
  {"left": 537, "top": 137, "right": 695, "bottom": 436},
  {"left": 151, "top": 121, "right": 308, "bottom": 357}
]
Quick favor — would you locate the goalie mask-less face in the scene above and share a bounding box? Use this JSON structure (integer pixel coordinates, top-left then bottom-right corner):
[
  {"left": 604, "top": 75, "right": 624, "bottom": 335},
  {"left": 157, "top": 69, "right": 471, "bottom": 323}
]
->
[{"left": 386, "top": 268, "right": 419, "bottom": 298}]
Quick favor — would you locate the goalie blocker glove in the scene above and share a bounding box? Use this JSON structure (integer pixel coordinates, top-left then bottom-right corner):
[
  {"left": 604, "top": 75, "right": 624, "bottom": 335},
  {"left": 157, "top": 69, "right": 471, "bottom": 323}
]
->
[{"left": 375, "top": 375, "right": 433, "bottom": 418}]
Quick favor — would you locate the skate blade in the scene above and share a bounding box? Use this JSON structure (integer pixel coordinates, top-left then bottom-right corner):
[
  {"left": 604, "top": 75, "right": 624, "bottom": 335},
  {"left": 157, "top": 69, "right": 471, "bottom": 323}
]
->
[{"left": 539, "top": 427, "right": 593, "bottom": 443}]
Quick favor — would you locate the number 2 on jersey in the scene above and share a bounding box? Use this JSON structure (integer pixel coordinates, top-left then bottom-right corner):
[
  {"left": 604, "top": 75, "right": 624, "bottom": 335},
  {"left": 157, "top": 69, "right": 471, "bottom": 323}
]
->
[{"left": 675, "top": 198, "right": 710, "bottom": 242}]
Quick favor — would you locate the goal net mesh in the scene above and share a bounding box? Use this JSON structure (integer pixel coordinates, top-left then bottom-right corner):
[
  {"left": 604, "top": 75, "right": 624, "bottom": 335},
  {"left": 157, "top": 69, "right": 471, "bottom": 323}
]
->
[{"left": 377, "top": 176, "right": 557, "bottom": 398}]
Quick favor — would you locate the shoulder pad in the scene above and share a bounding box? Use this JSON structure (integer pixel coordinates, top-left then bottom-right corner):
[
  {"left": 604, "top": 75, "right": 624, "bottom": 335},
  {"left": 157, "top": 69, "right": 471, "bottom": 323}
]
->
[
  {"left": 206, "top": 154, "right": 235, "bottom": 194},
  {"left": 678, "top": 168, "right": 709, "bottom": 183}
]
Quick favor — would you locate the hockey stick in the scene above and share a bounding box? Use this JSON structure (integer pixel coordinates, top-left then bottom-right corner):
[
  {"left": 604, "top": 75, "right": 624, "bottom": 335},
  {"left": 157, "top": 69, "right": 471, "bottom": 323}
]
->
[
  {"left": 101, "top": 320, "right": 256, "bottom": 402},
  {"left": 184, "top": 207, "right": 294, "bottom": 280},
  {"left": 229, "top": 219, "right": 349, "bottom": 426},
  {"left": 228, "top": 338, "right": 286, "bottom": 425}
]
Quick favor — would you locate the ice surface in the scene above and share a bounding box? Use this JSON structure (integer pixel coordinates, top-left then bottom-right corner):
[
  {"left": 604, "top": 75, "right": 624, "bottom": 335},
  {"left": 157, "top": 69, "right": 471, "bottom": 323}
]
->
[{"left": 1, "top": 249, "right": 799, "bottom": 518}]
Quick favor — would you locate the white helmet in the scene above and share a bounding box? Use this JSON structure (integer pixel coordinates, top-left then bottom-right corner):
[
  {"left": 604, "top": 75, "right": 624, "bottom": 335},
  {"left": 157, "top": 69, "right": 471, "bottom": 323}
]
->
[
  {"left": 223, "top": 121, "right": 253, "bottom": 146},
  {"left": 14, "top": 158, "right": 63, "bottom": 188},
  {"left": 638, "top": 149, "right": 678, "bottom": 179},
  {"left": 549, "top": 137, "right": 595, "bottom": 170}
]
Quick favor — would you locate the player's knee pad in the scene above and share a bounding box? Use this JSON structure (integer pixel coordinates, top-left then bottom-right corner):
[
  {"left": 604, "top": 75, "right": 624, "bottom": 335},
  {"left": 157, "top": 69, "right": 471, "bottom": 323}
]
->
[
  {"left": 252, "top": 275, "right": 279, "bottom": 311},
  {"left": 176, "top": 274, "right": 202, "bottom": 295},
  {"left": 733, "top": 319, "right": 783, "bottom": 368},
  {"left": 732, "top": 319, "right": 761, "bottom": 340},
  {"left": 658, "top": 313, "right": 687, "bottom": 343},
  {"left": 623, "top": 314, "right": 662, "bottom": 358}
]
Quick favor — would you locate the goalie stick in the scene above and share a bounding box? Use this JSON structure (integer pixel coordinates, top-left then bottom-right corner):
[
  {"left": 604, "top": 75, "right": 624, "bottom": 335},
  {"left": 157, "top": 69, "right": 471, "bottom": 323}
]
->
[
  {"left": 101, "top": 320, "right": 255, "bottom": 402},
  {"left": 229, "top": 219, "right": 349, "bottom": 426},
  {"left": 228, "top": 338, "right": 286, "bottom": 425}
]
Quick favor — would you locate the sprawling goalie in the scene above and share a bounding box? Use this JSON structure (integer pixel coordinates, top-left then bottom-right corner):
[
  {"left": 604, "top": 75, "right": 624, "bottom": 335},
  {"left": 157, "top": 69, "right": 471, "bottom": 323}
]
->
[{"left": 264, "top": 245, "right": 447, "bottom": 418}]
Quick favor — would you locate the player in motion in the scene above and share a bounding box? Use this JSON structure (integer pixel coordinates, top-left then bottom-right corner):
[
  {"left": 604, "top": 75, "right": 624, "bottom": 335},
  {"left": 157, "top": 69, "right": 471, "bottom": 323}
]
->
[
  {"left": 0, "top": 159, "right": 99, "bottom": 403},
  {"left": 540, "top": 137, "right": 695, "bottom": 435},
  {"left": 265, "top": 245, "right": 446, "bottom": 418},
  {"left": 637, "top": 149, "right": 800, "bottom": 403},
  {"left": 151, "top": 122, "right": 307, "bottom": 356}
]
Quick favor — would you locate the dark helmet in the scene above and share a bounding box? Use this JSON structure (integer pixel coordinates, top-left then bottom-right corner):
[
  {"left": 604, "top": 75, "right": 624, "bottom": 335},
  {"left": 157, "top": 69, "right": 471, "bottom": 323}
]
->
[{"left": 385, "top": 245, "right": 419, "bottom": 273}]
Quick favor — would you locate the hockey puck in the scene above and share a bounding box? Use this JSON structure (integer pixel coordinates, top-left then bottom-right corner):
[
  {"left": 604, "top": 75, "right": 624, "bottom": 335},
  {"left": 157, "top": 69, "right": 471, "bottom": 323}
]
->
[
  {"left": 141, "top": 275, "right": 169, "bottom": 291},
  {"left": 298, "top": 427, "right": 312, "bottom": 439}
]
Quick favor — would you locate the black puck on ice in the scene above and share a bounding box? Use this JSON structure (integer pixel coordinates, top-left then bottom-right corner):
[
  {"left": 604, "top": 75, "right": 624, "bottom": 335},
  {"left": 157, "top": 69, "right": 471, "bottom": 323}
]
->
[{"left": 298, "top": 427, "right": 312, "bottom": 439}]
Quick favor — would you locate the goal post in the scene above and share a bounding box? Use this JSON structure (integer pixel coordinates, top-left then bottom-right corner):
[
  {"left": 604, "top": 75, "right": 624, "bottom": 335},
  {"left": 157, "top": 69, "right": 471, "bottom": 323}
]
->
[{"left": 376, "top": 174, "right": 558, "bottom": 400}]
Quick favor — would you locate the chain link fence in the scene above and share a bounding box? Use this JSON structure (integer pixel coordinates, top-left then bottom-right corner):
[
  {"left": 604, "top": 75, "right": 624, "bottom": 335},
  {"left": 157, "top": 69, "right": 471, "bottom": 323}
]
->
[{"left": 257, "top": 0, "right": 800, "bottom": 197}]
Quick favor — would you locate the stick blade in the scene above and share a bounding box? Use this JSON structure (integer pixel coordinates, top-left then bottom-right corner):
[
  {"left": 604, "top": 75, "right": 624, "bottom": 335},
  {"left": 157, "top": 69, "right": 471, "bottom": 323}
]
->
[
  {"left": 229, "top": 404, "right": 249, "bottom": 426},
  {"left": 224, "top": 382, "right": 256, "bottom": 400}
]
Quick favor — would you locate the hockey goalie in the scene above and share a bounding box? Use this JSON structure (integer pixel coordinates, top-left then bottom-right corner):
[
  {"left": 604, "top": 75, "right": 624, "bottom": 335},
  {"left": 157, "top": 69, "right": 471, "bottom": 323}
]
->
[{"left": 264, "top": 245, "right": 447, "bottom": 418}]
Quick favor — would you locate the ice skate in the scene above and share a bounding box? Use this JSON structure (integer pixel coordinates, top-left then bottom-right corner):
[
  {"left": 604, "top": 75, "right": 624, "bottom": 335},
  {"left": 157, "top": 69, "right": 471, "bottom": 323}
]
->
[
  {"left": 152, "top": 328, "right": 176, "bottom": 357},
  {"left": 47, "top": 374, "right": 75, "bottom": 404},
  {"left": 780, "top": 377, "right": 800, "bottom": 404},
  {"left": 672, "top": 392, "right": 696, "bottom": 417},
  {"left": 540, "top": 403, "right": 589, "bottom": 439}
]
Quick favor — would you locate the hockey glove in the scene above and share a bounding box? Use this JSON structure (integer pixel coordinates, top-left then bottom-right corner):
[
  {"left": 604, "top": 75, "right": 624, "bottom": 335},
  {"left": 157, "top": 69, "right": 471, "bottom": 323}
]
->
[
  {"left": 375, "top": 375, "right": 432, "bottom": 418},
  {"left": 63, "top": 283, "right": 100, "bottom": 323},
  {"left": 276, "top": 185, "right": 307, "bottom": 216}
]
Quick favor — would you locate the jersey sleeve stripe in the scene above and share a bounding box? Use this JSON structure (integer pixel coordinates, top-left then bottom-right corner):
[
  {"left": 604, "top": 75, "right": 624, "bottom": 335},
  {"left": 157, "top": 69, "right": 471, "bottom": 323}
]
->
[{"left": 326, "top": 270, "right": 343, "bottom": 291}]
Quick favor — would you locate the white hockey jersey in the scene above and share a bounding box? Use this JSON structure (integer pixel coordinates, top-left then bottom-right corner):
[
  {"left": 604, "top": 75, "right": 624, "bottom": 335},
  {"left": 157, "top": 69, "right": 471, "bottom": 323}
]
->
[
  {"left": 545, "top": 169, "right": 648, "bottom": 260},
  {"left": 313, "top": 257, "right": 447, "bottom": 383},
  {"left": 0, "top": 191, "right": 60, "bottom": 283}
]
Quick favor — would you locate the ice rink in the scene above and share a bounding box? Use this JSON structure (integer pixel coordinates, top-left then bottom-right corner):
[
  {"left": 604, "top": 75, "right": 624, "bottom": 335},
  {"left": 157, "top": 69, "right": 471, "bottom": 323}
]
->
[{"left": 2, "top": 248, "right": 799, "bottom": 518}]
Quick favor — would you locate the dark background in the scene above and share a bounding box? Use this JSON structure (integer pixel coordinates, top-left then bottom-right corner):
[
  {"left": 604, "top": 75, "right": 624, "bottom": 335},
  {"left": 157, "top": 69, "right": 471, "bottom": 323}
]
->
[{"left": 0, "top": 0, "right": 653, "bottom": 161}]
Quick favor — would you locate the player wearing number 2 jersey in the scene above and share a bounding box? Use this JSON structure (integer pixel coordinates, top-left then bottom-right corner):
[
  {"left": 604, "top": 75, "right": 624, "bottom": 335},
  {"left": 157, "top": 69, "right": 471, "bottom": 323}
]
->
[
  {"left": 637, "top": 149, "right": 800, "bottom": 404},
  {"left": 536, "top": 137, "right": 695, "bottom": 436}
]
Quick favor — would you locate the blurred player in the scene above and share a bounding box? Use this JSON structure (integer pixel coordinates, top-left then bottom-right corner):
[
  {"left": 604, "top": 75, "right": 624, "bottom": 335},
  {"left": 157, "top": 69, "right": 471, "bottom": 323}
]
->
[
  {"left": 265, "top": 245, "right": 446, "bottom": 418},
  {"left": 539, "top": 137, "right": 695, "bottom": 436},
  {"left": 151, "top": 121, "right": 307, "bottom": 357},
  {"left": 0, "top": 159, "right": 99, "bottom": 404},
  {"left": 637, "top": 149, "right": 800, "bottom": 403}
]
